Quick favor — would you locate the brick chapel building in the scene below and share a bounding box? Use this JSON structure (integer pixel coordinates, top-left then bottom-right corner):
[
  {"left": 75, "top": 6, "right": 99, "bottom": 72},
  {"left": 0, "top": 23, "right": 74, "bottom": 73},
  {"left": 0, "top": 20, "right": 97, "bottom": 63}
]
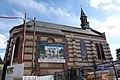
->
[{"left": 2, "top": 9, "right": 113, "bottom": 79}]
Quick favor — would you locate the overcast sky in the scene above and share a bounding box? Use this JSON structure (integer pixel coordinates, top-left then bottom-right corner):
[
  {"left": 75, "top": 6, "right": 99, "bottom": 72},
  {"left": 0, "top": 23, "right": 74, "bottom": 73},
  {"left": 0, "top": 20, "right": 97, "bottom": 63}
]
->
[{"left": 0, "top": 0, "right": 120, "bottom": 60}]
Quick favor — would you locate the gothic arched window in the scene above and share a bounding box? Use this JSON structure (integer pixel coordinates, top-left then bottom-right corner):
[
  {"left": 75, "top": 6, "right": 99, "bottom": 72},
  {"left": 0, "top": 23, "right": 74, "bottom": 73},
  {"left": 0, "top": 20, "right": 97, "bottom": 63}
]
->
[
  {"left": 47, "top": 38, "right": 55, "bottom": 43},
  {"left": 95, "top": 43, "right": 101, "bottom": 59},
  {"left": 13, "top": 37, "right": 20, "bottom": 59},
  {"left": 100, "top": 43, "right": 106, "bottom": 60},
  {"left": 80, "top": 39, "right": 87, "bottom": 60},
  {"left": 95, "top": 43, "right": 106, "bottom": 60}
]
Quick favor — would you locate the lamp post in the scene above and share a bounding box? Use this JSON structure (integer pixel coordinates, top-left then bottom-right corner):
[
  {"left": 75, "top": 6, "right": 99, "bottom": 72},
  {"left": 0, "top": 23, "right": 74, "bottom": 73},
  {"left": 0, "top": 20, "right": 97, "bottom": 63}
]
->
[
  {"left": 0, "top": 14, "right": 26, "bottom": 80},
  {"left": 31, "top": 17, "right": 36, "bottom": 75},
  {"left": 21, "top": 14, "right": 26, "bottom": 63},
  {"left": 26, "top": 17, "right": 36, "bottom": 75},
  {"left": 0, "top": 15, "right": 37, "bottom": 77},
  {"left": 0, "top": 14, "right": 26, "bottom": 64}
]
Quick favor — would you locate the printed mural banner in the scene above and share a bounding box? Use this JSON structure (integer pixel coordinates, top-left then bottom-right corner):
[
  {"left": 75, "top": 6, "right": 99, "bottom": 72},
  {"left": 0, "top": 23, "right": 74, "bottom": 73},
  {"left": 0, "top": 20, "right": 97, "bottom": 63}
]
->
[{"left": 38, "top": 42, "right": 65, "bottom": 63}]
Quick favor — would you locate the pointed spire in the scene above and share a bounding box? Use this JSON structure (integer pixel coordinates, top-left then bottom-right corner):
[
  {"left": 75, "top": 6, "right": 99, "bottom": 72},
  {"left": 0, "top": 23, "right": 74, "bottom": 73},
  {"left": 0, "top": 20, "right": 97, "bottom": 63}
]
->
[
  {"left": 80, "top": 8, "right": 90, "bottom": 30},
  {"left": 81, "top": 8, "right": 86, "bottom": 17}
]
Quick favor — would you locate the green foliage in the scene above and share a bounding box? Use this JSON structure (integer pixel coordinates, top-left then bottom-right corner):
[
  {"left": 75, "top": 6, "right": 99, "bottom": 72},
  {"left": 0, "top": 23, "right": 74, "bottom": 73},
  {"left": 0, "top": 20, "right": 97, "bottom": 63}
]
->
[
  {"left": 116, "top": 48, "right": 120, "bottom": 60},
  {"left": 94, "top": 65, "right": 98, "bottom": 71},
  {"left": 55, "top": 72, "right": 66, "bottom": 80},
  {"left": 70, "top": 68, "right": 78, "bottom": 80},
  {"left": 117, "top": 69, "right": 120, "bottom": 78}
]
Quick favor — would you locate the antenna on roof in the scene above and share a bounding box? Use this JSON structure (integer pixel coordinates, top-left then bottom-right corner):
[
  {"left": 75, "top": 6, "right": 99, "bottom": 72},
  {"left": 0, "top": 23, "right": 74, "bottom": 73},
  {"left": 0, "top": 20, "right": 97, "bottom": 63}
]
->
[{"left": 80, "top": 5, "right": 82, "bottom": 9}]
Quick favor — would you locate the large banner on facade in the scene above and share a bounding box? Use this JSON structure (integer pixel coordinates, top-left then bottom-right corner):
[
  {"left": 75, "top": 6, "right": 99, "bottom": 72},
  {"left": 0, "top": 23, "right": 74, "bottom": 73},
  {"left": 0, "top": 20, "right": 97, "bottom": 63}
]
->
[{"left": 38, "top": 42, "right": 65, "bottom": 63}]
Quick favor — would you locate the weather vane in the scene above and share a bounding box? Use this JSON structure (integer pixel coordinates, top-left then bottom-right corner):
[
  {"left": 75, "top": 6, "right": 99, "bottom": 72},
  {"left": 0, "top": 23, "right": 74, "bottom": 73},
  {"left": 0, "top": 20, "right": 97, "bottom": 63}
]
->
[
  {"left": 80, "top": 0, "right": 82, "bottom": 9},
  {"left": 80, "top": 5, "right": 82, "bottom": 8}
]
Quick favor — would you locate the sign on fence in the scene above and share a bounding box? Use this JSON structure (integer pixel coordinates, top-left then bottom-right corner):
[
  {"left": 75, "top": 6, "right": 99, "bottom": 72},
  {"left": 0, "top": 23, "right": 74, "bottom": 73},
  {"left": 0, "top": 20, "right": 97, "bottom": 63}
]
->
[
  {"left": 98, "top": 66, "right": 108, "bottom": 71},
  {"left": 5, "top": 63, "right": 24, "bottom": 80}
]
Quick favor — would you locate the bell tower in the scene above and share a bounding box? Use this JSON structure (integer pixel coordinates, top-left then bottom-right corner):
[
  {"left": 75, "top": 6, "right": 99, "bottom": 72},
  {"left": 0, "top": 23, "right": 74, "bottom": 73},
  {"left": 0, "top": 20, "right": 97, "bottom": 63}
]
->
[{"left": 80, "top": 8, "right": 90, "bottom": 30}]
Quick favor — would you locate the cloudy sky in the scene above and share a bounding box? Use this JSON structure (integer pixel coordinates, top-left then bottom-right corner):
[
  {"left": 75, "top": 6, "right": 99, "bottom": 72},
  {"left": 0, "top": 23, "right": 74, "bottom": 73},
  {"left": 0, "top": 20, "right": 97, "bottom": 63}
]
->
[{"left": 0, "top": 0, "right": 120, "bottom": 60}]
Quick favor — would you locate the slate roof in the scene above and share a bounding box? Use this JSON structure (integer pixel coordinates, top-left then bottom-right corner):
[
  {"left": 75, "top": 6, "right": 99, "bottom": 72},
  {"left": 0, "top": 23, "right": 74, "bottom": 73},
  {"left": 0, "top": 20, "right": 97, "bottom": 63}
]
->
[
  {"left": 10, "top": 20, "right": 104, "bottom": 36},
  {"left": 27, "top": 26, "right": 65, "bottom": 36},
  {"left": 25, "top": 20, "right": 104, "bottom": 36}
]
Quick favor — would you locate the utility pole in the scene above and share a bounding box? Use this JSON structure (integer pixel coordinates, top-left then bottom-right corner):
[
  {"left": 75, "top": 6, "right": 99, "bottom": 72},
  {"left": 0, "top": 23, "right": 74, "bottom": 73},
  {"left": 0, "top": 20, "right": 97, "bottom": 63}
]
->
[
  {"left": 21, "top": 13, "right": 26, "bottom": 63},
  {"left": 31, "top": 17, "right": 36, "bottom": 75}
]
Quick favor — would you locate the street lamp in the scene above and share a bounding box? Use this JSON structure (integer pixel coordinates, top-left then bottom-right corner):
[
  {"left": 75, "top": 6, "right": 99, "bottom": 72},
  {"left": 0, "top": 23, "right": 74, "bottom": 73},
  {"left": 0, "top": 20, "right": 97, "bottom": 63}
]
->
[
  {"left": 25, "top": 17, "right": 36, "bottom": 75},
  {"left": 0, "top": 15, "right": 37, "bottom": 77},
  {"left": 0, "top": 14, "right": 26, "bottom": 80},
  {"left": 0, "top": 15, "right": 26, "bottom": 63}
]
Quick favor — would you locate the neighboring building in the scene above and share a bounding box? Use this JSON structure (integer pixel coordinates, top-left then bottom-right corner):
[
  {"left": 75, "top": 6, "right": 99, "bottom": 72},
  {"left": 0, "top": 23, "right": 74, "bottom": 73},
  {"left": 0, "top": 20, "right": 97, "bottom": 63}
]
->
[
  {"left": 3, "top": 9, "right": 113, "bottom": 79},
  {"left": 116, "top": 48, "right": 120, "bottom": 60}
]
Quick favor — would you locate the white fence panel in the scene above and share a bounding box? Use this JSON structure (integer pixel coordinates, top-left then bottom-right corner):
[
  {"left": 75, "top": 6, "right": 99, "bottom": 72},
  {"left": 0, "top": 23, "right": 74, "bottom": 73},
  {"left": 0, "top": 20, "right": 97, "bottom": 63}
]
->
[
  {"left": 5, "top": 76, "right": 13, "bottom": 80},
  {"left": 37, "top": 75, "right": 54, "bottom": 80},
  {"left": 23, "top": 75, "right": 54, "bottom": 80},
  {"left": 23, "top": 76, "right": 37, "bottom": 80}
]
